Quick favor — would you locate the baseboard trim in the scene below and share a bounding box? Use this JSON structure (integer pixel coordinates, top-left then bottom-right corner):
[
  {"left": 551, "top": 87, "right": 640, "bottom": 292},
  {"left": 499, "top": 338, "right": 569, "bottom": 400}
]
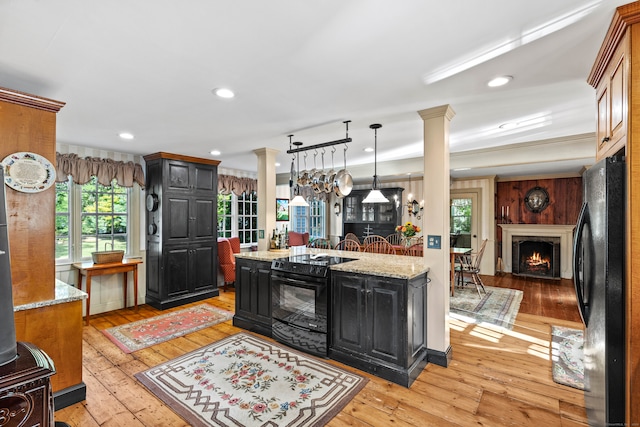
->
[
  {"left": 427, "top": 345, "right": 453, "bottom": 367},
  {"left": 54, "top": 382, "right": 86, "bottom": 410}
]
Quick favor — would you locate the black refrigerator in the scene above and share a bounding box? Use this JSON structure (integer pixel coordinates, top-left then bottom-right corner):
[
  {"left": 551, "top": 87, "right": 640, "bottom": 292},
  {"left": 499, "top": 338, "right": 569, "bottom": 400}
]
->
[{"left": 573, "top": 156, "right": 625, "bottom": 426}]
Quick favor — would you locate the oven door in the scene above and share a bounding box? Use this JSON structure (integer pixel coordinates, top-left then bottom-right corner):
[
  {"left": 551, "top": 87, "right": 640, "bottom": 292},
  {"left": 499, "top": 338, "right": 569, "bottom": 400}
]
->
[{"left": 271, "top": 271, "right": 327, "bottom": 333}]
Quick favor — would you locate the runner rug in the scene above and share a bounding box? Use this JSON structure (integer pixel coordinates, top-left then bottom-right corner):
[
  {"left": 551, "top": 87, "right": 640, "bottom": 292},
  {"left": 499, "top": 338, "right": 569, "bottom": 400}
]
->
[
  {"left": 551, "top": 325, "right": 585, "bottom": 390},
  {"left": 102, "top": 304, "right": 233, "bottom": 353},
  {"left": 135, "top": 333, "right": 368, "bottom": 427},
  {"left": 450, "top": 285, "right": 523, "bottom": 330}
]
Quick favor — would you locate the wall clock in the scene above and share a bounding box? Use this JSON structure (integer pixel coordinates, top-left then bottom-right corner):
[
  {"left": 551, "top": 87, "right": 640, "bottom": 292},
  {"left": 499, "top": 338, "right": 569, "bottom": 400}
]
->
[
  {"left": 146, "top": 192, "right": 159, "bottom": 212},
  {"left": 524, "top": 186, "right": 549, "bottom": 213}
]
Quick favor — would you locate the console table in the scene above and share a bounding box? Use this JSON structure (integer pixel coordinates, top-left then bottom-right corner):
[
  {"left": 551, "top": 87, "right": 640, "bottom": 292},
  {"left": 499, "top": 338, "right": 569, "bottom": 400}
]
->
[{"left": 73, "top": 259, "right": 143, "bottom": 325}]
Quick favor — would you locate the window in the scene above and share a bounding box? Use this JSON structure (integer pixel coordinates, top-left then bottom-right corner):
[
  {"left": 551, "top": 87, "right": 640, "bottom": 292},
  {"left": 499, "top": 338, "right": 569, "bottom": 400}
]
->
[
  {"left": 55, "top": 180, "right": 71, "bottom": 261},
  {"left": 217, "top": 193, "right": 233, "bottom": 238},
  {"left": 291, "top": 200, "right": 326, "bottom": 239},
  {"left": 309, "top": 200, "right": 325, "bottom": 238},
  {"left": 80, "top": 176, "right": 129, "bottom": 258},
  {"left": 238, "top": 192, "right": 258, "bottom": 245},
  {"left": 217, "top": 191, "right": 259, "bottom": 246},
  {"left": 55, "top": 176, "right": 130, "bottom": 262},
  {"left": 451, "top": 198, "right": 472, "bottom": 234}
]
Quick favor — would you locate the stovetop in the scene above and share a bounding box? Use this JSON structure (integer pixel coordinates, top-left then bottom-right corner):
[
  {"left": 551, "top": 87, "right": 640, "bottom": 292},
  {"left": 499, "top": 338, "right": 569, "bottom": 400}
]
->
[{"left": 271, "top": 253, "right": 357, "bottom": 277}]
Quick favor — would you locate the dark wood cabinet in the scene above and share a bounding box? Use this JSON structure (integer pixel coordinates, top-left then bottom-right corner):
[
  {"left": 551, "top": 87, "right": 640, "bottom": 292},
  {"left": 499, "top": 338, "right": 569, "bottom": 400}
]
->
[
  {"left": 233, "top": 258, "right": 272, "bottom": 336},
  {"left": 342, "top": 187, "right": 403, "bottom": 240},
  {"left": 144, "top": 152, "right": 220, "bottom": 310},
  {"left": 330, "top": 270, "right": 428, "bottom": 387}
]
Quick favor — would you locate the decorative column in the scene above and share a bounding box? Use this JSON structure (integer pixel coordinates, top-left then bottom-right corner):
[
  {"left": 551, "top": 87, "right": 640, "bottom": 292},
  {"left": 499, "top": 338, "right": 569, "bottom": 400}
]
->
[
  {"left": 253, "top": 148, "right": 279, "bottom": 251},
  {"left": 418, "top": 104, "right": 455, "bottom": 366}
]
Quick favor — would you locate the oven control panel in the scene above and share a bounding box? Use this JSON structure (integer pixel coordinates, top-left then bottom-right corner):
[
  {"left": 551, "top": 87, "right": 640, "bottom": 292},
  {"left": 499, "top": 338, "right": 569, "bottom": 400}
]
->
[{"left": 271, "top": 260, "right": 329, "bottom": 278}]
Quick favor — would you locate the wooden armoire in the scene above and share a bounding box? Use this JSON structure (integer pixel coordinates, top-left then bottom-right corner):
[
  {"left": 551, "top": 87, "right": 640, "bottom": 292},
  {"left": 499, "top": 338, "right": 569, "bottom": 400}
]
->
[{"left": 143, "top": 152, "right": 220, "bottom": 310}]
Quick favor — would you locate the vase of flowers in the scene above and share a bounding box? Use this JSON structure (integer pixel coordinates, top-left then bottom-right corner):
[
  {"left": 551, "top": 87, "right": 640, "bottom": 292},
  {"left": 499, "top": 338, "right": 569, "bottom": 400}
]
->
[{"left": 396, "top": 222, "right": 421, "bottom": 246}]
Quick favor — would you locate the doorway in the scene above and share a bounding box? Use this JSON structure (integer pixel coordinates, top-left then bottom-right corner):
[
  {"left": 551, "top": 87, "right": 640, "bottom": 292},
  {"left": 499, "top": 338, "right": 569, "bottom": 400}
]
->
[{"left": 450, "top": 190, "right": 480, "bottom": 253}]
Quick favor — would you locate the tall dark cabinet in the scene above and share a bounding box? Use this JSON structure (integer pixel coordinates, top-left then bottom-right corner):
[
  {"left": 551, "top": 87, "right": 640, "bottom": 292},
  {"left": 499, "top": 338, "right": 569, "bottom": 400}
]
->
[
  {"left": 342, "top": 187, "right": 403, "bottom": 240},
  {"left": 143, "top": 152, "right": 221, "bottom": 310}
]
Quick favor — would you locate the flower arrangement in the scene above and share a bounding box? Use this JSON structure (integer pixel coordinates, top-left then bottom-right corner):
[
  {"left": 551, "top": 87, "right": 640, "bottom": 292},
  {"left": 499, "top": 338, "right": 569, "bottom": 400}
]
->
[{"left": 396, "top": 222, "right": 421, "bottom": 238}]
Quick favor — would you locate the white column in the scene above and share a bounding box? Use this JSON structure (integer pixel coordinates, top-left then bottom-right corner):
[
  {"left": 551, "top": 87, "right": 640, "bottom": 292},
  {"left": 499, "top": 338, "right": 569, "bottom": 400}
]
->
[
  {"left": 418, "top": 105, "right": 455, "bottom": 359},
  {"left": 253, "top": 148, "right": 279, "bottom": 251}
]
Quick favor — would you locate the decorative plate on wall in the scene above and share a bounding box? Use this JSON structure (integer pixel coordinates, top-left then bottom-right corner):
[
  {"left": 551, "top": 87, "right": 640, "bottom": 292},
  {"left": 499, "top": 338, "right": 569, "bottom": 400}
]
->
[
  {"left": 524, "top": 186, "right": 550, "bottom": 213},
  {"left": 2, "top": 152, "right": 56, "bottom": 193}
]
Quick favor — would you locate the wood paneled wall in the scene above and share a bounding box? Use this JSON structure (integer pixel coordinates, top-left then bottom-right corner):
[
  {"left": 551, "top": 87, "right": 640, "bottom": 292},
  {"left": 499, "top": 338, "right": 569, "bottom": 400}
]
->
[{"left": 496, "top": 177, "right": 583, "bottom": 226}]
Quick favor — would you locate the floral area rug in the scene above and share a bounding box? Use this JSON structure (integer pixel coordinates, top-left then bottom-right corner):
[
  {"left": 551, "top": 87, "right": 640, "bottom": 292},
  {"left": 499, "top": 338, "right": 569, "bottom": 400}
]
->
[
  {"left": 551, "top": 326, "right": 584, "bottom": 390},
  {"left": 135, "top": 332, "right": 368, "bottom": 427},
  {"left": 102, "top": 304, "right": 233, "bottom": 353},
  {"left": 450, "top": 285, "right": 523, "bottom": 330}
]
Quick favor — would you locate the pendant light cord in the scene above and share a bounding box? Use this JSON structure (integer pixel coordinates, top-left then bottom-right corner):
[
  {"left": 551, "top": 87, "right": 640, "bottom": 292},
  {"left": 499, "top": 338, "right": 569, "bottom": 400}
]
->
[{"left": 370, "top": 124, "right": 382, "bottom": 190}]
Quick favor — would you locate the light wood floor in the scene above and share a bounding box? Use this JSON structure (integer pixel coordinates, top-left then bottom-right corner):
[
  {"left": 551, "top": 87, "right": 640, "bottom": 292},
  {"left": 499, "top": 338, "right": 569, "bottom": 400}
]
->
[{"left": 55, "top": 274, "right": 587, "bottom": 426}]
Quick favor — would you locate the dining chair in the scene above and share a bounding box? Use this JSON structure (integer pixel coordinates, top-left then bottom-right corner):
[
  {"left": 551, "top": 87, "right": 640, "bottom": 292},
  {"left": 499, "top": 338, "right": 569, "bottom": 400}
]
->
[
  {"left": 455, "top": 238, "right": 488, "bottom": 297},
  {"left": 307, "top": 238, "right": 332, "bottom": 249},
  {"left": 334, "top": 239, "right": 361, "bottom": 251},
  {"left": 363, "top": 240, "right": 396, "bottom": 254},
  {"left": 362, "top": 235, "right": 386, "bottom": 246},
  {"left": 385, "top": 233, "right": 403, "bottom": 245},
  {"left": 345, "top": 232, "right": 361, "bottom": 244},
  {"left": 403, "top": 243, "right": 423, "bottom": 257}
]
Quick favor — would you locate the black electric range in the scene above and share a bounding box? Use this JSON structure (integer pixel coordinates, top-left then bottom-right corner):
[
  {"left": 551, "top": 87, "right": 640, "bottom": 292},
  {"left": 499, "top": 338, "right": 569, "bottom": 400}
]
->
[{"left": 271, "top": 253, "right": 357, "bottom": 278}]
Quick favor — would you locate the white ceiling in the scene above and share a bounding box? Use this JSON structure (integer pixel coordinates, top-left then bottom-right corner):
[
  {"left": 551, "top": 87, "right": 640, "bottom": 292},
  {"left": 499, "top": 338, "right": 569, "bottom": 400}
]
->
[{"left": 0, "top": 0, "right": 628, "bottom": 180}]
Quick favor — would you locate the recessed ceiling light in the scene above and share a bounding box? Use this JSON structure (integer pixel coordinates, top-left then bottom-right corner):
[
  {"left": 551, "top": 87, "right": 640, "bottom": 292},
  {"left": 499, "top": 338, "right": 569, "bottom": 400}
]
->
[
  {"left": 364, "top": 147, "right": 374, "bottom": 152},
  {"left": 118, "top": 132, "right": 134, "bottom": 140},
  {"left": 275, "top": 162, "right": 281, "bottom": 167},
  {"left": 453, "top": 167, "right": 471, "bottom": 171},
  {"left": 210, "top": 150, "right": 221, "bottom": 156},
  {"left": 487, "top": 76, "right": 513, "bottom": 87},
  {"left": 212, "top": 88, "right": 235, "bottom": 98}
]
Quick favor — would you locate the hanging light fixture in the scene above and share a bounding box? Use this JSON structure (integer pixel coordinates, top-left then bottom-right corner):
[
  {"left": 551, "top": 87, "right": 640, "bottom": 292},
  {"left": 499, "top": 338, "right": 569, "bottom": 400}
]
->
[
  {"left": 289, "top": 139, "right": 309, "bottom": 207},
  {"left": 362, "top": 123, "right": 389, "bottom": 203}
]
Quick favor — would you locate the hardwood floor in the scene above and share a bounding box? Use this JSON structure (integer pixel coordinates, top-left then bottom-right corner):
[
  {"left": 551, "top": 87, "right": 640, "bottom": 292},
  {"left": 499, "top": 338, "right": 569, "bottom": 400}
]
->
[{"left": 54, "top": 274, "right": 586, "bottom": 426}]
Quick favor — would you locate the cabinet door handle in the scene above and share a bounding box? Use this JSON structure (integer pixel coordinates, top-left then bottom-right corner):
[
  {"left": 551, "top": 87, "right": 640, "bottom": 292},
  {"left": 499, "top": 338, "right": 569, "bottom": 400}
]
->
[{"left": 602, "top": 136, "right": 610, "bottom": 143}]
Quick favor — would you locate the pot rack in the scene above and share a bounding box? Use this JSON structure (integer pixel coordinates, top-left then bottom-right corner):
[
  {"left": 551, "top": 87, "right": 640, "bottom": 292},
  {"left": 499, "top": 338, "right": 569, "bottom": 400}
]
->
[{"left": 286, "top": 120, "right": 352, "bottom": 154}]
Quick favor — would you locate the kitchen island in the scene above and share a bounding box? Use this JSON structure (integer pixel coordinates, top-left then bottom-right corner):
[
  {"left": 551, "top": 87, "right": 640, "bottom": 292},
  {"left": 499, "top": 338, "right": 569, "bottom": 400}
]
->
[{"left": 233, "top": 248, "right": 430, "bottom": 387}]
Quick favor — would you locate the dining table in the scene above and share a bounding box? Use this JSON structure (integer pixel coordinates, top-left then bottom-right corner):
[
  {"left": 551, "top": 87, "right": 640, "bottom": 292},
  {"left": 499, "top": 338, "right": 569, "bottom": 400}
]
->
[{"left": 450, "top": 247, "right": 472, "bottom": 296}]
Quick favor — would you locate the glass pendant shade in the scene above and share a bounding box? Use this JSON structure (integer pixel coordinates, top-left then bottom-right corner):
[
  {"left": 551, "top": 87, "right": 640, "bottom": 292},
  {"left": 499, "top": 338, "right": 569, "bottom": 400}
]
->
[
  {"left": 362, "top": 123, "right": 388, "bottom": 204},
  {"left": 362, "top": 188, "right": 389, "bottom": 203},
  {"left": 290, "top": 194, "right": 309, "bottom": 207}
]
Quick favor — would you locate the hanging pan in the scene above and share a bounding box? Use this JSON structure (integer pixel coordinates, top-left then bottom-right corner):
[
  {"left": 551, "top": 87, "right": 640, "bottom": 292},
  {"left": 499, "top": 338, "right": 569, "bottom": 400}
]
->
[{"left": 333, "top": 145, "right": 353, "bottom": 198}]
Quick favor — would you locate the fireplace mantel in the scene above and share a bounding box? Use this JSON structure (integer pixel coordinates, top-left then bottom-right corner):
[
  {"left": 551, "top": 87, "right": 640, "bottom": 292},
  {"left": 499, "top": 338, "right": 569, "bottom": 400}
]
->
[{"left": 499, "top": 224, "right": 576, "bottom": 279}]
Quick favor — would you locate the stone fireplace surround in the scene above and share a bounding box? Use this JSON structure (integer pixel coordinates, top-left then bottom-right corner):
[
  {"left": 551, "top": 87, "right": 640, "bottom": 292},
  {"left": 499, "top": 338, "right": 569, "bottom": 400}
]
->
[{"left": 498, "top": 224, "right": 576, "bottom": 279}]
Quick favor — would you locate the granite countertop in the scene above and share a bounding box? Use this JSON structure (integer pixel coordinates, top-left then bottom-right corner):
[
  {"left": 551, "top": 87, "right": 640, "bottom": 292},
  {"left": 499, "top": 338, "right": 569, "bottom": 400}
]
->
[
  {"left": 236, "top": 247, "right": 429, "bottom": 280},
  {"left": 14, "top": 279, "right": 87, "bottom": 312}
]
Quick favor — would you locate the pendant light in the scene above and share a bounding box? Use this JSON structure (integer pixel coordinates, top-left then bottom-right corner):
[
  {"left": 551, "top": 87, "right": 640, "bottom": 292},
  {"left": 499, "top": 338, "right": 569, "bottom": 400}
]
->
[
  {"left": 290, "top": 139, "right": 309, "bottom": 207},
  {"left": 363, "top": 123, "right": 389, "bottom": 203}
]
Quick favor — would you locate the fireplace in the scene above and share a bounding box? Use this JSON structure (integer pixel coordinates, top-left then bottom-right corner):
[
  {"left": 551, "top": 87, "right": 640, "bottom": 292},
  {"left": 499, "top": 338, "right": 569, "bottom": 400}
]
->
[
  {"left": 512, "top": 236, "right": 561, "bottom": 279},
  {"left": 499, "top": 224, "right": 575, "bottom": 279}
]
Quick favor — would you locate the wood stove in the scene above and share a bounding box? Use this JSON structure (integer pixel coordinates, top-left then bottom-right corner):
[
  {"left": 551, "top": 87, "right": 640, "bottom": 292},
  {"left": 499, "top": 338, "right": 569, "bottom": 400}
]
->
[{"left": 512, "top": 235, "right": 561, "bottom": 279}]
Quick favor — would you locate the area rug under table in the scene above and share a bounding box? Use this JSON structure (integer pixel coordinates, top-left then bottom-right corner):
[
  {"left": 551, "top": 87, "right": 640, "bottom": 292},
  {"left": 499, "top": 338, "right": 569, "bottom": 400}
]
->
[
  {"left": 551, "top": 325, "right": 584, "bottom": 390},
  {"left": 102, "top": 304, "right": 233, "bottom": 353},
  {"left": 135, "top": 332, "right": 368, "bottom": 427},
  {"left": 450, "top": 285, "right": 523, "bottom": 330}
]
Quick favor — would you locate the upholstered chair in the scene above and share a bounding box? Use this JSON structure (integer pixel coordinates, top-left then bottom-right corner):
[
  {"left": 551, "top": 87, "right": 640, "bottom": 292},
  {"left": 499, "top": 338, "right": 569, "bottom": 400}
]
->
[
  {"left": 218, "top": 238, "right": 236, "bottom": 292},
  {"left": 288, "top": 231, "right": 309, "bottom": 247}
]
